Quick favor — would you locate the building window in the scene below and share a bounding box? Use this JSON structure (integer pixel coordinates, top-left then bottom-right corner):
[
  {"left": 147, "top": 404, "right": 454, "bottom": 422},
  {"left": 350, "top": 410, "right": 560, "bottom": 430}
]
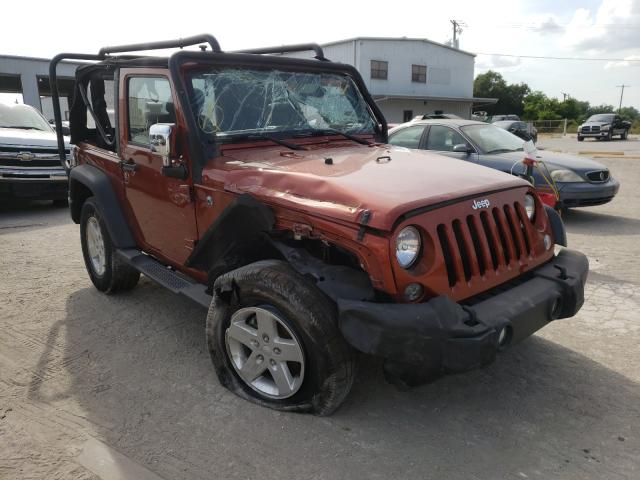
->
[
  {"left": 370, "top": 60, "right": 388, "bottom": 80},
  {"left": 411, "top": 64, "right": 427, "bottom": 83},
  {"left": 403, "top": 110, "right": 414, "bottom": 122}
]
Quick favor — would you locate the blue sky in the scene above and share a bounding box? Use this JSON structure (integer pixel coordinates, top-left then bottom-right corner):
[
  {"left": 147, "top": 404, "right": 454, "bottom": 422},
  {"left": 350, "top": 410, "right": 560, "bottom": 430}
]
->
[{"left": 1, "top": 0, "right": 638, "bottom": 109}]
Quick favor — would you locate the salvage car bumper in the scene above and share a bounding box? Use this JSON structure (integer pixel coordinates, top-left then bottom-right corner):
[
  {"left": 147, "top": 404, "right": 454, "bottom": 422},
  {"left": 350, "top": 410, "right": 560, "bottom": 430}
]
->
[
  {"left": 0, "top": 166, "right": 68, "bottom": 200},
  {"left": 338, "top": 248, "right": 588, "bottom": 383},
  {"left": 557, "top": 178, "right": 620, "bottom": 208}
]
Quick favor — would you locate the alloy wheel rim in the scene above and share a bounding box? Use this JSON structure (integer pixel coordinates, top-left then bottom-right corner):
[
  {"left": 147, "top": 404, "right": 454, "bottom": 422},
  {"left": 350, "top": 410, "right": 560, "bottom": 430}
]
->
[
  {"left": 86, "top": 216, "right": 106, "bottom": 276},
  {"left": 225, "top": 306, "right": 305, "bottom": 399}
]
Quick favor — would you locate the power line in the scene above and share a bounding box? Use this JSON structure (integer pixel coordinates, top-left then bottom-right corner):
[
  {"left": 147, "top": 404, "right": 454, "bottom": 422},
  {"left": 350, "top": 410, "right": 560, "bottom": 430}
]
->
[
  {"left": 466, "top": 22, "right": 640, "bottom": 30},
  {"left": 475, "top": 52, "right": 640, "bottom": 62}
]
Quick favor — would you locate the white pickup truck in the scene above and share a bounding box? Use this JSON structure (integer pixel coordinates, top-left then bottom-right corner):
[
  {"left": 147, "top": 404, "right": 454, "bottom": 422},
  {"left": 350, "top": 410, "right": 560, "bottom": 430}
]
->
[{"left": 0, "top": 103, "right": 71, "bottom": 203}]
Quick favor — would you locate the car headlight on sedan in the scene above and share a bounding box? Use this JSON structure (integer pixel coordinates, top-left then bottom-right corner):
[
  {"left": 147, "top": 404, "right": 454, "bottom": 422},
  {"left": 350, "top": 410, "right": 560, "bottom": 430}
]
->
[
  {"left": 395, "top": 226, "right": 421, "bottom": 269},
  {"left": 524, "top": 193, "right": 535, "bottom": 220},
  {"left": 550, "top": 169, "right": 585, "bottom": 183}
]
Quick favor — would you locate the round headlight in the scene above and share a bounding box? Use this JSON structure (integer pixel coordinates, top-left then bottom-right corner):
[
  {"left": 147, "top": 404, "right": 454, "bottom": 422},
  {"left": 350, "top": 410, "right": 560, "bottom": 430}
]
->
[
  {"left": 524, "top": 194, "right": 535, "bottom": 220},
  {"left": 395, "top": 226, "right": 421, "bottom": 269}
]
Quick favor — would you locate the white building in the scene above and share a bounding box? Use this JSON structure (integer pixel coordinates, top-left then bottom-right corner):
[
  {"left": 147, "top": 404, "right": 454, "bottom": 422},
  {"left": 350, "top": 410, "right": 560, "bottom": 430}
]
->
[
  {"left": 0, "top": 55, "right": 83, "bottom": 120},
  {"left": 288, "top": 37, "right": 496, "bottom": 123}
]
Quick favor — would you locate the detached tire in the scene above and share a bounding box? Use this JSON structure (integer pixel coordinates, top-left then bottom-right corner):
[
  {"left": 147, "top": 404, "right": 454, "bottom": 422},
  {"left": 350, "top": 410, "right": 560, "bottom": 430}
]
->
[
  {"left": 207, "top": 260, "right": 356, "bottom": 415},
  {"left": 80, "top": 197, "right": 140, "bottom": 293}
]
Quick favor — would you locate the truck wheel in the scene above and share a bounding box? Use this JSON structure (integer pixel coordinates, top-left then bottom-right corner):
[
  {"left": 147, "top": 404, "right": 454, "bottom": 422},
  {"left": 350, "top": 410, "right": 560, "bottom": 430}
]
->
[
  {"left": 577, "top": 135, "right": 584, "bottom": 142},
  {"left": 606, "top": 130, "right": 613, "bottom": 141},
  {"left": 207, "top": 260, "right": 356, "bottom": 415},
  {"left": 622, "top": 130, "right": 628, "bottom": 140},
  {"left": 80, "top": 197, "right": 140, "bottom": 293}
]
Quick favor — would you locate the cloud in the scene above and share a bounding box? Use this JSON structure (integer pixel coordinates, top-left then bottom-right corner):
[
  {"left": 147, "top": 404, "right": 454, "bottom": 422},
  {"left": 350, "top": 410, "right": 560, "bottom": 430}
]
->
[
  {"left": 604, "top": 54, "right": 640, "bottom": 69},
  {"left": 533, "top": 17, "right": 564, "bottom": 34},
  {"left": 475, "top": 55, "right": 522, "bottom": 71},
  {"left": 563, "top": 0, "right": 640, "bottom": 54}
]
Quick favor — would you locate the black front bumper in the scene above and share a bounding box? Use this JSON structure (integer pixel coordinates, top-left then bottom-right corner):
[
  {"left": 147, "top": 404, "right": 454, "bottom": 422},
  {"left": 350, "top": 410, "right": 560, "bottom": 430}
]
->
[
  {"left": 338, "top": 248, "right": 588, "bottom": 384},
  {"left": 0, "top": 178, "right": 68, "bottom": 200}
]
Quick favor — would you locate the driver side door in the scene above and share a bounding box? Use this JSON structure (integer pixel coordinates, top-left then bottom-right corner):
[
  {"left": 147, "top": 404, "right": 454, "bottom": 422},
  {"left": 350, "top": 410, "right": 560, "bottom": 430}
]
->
[{"left": 120, "top": 70, "right": 198, "bottom": 266}]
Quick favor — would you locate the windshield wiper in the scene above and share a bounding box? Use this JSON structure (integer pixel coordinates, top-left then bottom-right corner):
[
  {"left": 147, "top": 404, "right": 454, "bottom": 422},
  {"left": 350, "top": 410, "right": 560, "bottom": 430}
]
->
[
  {"left": 301, "top": 128, "right": 372, "bottom": 146},
  {"left": 0, "top": 125, "right": 41, "bottom": 130},
  {"left": 224, "top": 133, "right": 305, "bottom": 151},
  {"left": 487, "top": 148, "right": 519, "bottom": 154}
]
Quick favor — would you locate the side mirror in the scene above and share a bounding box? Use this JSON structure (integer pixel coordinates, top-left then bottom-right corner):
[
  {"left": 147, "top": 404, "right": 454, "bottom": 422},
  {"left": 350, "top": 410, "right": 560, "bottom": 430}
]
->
[
  {"left": 452, "top": 143, "right": 473, "bottom": 154},
  {"left": 149, "top": 123, "right": 174, "bottom": 167}
]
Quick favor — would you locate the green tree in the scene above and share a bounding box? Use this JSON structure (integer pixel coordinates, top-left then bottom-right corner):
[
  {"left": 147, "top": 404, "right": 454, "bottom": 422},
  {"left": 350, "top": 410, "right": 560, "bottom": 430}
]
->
[
  {"left": 473, "top": 70, "right": 530, "bottom": 116},
  {"left": 619, "top": 106, "right": 639, "bottom": 122}
]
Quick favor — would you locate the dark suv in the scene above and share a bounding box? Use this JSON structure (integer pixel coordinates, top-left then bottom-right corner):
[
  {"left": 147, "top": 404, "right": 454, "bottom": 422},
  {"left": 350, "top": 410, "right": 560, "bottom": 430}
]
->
[{"left": 50, "top": 35, "right": 589, "bottom": 415}]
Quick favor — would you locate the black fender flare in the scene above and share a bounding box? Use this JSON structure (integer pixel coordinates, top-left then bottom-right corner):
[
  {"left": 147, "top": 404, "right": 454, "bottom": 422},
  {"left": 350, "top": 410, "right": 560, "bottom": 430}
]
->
[
  {"left": 545, "top": 205, "right": 567, "bottom": 247},
  {"left": 185, "top": 194, "right": 281, "bottom": 284},
  {"left": 68, "top": 164, "right": 136, "bottom": 248}
]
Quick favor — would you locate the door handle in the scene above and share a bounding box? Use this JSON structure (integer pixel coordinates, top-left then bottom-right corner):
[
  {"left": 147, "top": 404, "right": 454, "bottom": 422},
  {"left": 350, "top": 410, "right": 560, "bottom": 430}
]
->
[{"left": 120, "top": 159, "right": 138, "bottom": 172}]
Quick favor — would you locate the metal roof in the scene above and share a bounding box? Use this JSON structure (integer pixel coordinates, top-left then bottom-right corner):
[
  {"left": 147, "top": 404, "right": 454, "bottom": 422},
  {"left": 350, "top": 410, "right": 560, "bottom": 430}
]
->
[
  {"left": 321, "top": 37, "right": 476, "bottom": 58},
  {"left": 373, "top": 94, "right": 498, "bottom": 104}
]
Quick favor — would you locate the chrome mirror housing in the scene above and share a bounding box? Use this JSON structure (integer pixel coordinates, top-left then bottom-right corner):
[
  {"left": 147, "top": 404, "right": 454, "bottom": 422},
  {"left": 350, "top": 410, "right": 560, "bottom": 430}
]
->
[{"left": 149, "top": 123, "right": 174, "bottom": 167}]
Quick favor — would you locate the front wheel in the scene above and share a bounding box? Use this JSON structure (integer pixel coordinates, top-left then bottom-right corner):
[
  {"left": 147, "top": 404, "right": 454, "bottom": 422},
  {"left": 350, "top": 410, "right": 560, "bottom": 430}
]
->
[
  {"left": 577, "top": 135, "right": 584, "bottom": 142},
  {"left": 207, "top": 260, "right": 356, "bottom": 415},
  {"left": 80, "top": 197, "right": 140, "bottom": 293},
  {"left": 621, "top": 129, "right": 628, "bottom": 140}
]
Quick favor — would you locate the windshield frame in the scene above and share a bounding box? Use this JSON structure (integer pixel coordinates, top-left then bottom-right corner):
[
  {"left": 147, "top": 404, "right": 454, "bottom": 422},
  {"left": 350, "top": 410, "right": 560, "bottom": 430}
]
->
[
  {"left": 459, "top": 123, "right": 525, "bottom": 154},
  {"left": 0, "top": 104, "right": 54, "bottom": 132},
  {"left": 188, "top": 67, "right": 379, "bottom": 141},
  {"left": 169, "top": 50, "right": 388, "bottom": 183}
]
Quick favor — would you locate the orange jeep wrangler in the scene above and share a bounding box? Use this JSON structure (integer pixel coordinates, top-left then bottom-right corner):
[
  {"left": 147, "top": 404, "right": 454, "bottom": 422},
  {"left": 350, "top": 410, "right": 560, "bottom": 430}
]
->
[{"left": 50, "top": 35, "right": 588, "bottom": 415}]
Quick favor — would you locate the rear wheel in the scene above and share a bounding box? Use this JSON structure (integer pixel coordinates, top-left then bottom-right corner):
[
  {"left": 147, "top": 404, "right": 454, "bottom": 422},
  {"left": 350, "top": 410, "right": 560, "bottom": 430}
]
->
[
  {"left": 80, "top": 197, "right": 140, "bottom": 293},
  {"left": 207, "top": 260, "right": 356, "bottom": 415}
]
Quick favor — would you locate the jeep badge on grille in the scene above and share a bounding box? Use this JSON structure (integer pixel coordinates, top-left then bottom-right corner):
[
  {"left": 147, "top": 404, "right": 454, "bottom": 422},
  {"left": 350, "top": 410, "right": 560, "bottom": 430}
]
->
[{"left": 472, "top": 199, "right": 490, "bottom": 209}]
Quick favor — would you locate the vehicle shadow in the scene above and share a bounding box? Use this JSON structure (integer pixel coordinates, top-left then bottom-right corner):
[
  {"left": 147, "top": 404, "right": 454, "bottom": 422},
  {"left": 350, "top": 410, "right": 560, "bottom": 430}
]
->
[
  {"left": 563, "top": 208, "right": 640, "bottom": 236},
  {"left": 0, "top": 199, "right": 69, "bottom": 231},
  {"left": 28, "top": 284, "right": 640, "bottom": 479}
]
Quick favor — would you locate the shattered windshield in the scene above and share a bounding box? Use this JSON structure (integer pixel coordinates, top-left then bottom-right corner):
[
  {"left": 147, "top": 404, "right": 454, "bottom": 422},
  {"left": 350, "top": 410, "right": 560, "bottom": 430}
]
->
[{"left": 188, "top": 68, "right": 377, "bottom": 138}]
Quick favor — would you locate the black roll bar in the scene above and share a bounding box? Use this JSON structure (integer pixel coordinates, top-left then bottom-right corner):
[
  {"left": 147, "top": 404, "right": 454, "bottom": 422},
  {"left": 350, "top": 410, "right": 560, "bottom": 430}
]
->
[
  {"left": 235, "top": 43, "right": 327, "bottom": 61},
  {"left": 49, "top": 53, "right": 105, "bottom": 171},
  {"left": 49, "top": 34, "right": 222, "bottom": 170},
  {"left": 99, "top": 34, "right": 221, "bottom": 56}
]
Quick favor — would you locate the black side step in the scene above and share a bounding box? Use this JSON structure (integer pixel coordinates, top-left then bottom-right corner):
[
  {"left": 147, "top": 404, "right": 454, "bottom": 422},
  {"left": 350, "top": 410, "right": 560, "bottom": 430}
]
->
[{"left": 117, "top": 249, "right": 212, "bottom": 309}]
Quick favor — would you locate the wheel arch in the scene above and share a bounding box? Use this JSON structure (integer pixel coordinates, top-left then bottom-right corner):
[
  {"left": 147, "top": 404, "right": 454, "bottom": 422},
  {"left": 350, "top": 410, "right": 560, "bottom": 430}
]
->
[
  {"left": 187, "top": 194, "right": 375, "bottom": 301},
  {"left": 69, "top": 164, "right": 136, "bottom": 248}
]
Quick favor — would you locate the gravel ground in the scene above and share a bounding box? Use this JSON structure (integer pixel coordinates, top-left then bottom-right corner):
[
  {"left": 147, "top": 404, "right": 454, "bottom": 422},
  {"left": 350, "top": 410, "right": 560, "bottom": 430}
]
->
[{"left": 1, "top": 139, "right": 639, "bottom": 479}]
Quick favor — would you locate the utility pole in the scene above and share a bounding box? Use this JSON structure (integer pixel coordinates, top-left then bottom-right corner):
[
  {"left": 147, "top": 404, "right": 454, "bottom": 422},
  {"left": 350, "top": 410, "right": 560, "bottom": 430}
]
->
[
  {"left": 616, "top": 84, "right": 630, "bottom": 111},
  {"left": 561, "top": 92, "right": 569, "bottom": 102},
  {"left": 450, "top": 20, "right": 464, "bottom": 48}
]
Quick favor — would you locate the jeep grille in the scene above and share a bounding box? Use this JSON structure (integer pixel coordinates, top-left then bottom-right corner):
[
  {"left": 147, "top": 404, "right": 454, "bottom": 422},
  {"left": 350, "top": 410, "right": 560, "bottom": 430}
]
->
[{"left": 436, "top": 202, "right": 533, "bottom": 287}]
